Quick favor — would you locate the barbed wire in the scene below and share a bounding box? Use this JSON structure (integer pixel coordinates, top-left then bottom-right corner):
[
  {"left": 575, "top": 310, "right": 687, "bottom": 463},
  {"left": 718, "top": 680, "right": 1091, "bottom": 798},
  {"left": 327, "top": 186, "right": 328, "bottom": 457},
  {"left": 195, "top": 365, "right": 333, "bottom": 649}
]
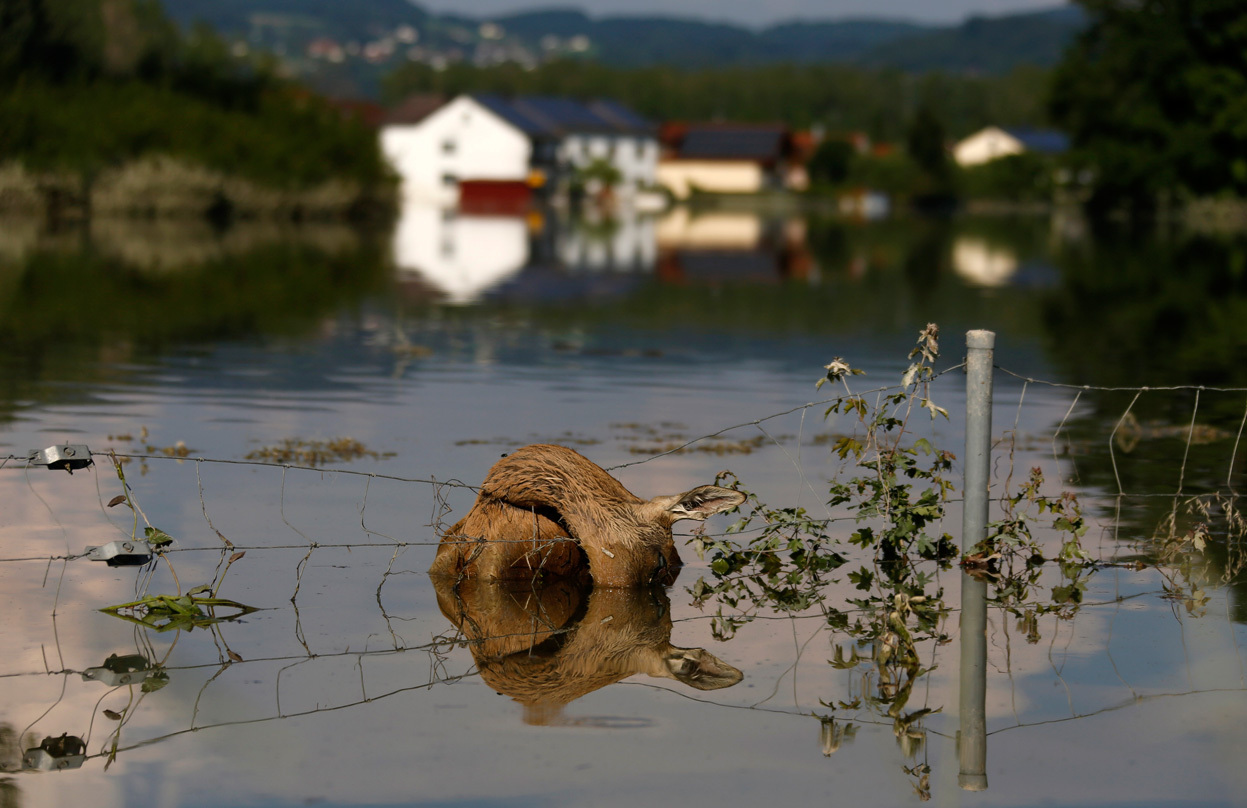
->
[
  {"left": 3, "top": 360, "right": 1246, "bottom": 778},
  {"left": 0, "top": 450, "right": 484, "bottom": 492},
  {"left": 995, "top": 366, "right": 1247, "bottom": 393}
]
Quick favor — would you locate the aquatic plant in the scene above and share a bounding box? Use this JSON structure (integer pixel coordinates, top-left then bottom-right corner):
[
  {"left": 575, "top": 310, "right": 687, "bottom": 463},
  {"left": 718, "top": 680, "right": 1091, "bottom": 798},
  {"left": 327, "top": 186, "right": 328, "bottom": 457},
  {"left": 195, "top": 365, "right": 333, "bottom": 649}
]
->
[{"left": 102, "top": 452, "right": 255, "bottom": 631}]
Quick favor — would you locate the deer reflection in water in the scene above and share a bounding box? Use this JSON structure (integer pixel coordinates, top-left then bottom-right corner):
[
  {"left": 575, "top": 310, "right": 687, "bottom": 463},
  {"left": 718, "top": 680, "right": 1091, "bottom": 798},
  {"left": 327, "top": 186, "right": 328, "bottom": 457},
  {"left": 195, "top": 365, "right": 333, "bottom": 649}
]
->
[
  {"left": 433, "top": 576, "right": 744, "bottom": 725},
  {"left": 430, "top": 444, "right": 746, "bottom": 587}
]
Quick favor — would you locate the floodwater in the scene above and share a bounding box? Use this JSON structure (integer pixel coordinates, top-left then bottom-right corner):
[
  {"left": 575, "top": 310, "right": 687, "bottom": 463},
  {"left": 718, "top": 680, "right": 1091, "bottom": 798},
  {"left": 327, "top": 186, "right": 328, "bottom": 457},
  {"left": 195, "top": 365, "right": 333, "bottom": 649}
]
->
[{"left": 1, "top": 204, "right": 1246, "bottom": 807}]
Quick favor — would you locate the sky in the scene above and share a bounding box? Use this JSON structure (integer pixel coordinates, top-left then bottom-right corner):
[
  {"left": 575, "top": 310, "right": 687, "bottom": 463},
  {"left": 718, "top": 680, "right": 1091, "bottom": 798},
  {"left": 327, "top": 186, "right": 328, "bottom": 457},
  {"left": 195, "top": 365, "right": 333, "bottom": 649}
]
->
[{"left": 414, "top": 0, "right": 1070, "bottom": 29}]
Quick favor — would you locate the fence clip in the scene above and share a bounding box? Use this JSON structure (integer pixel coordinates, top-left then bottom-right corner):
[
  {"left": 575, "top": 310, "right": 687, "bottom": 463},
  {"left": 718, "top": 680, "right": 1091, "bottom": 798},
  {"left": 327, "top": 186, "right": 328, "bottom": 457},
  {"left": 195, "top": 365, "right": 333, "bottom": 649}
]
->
[
  {"left": 82, "top": 653, "right": 154, "bottom": 686},
  {"left": 27, "top": 444, "right": 93, "bottom": 473},
  {"left": 86, "top": 540, "right": 152, "bottom": 566},
  {"left": 22, "top": 734, "right": 86, "bottom": 771}
]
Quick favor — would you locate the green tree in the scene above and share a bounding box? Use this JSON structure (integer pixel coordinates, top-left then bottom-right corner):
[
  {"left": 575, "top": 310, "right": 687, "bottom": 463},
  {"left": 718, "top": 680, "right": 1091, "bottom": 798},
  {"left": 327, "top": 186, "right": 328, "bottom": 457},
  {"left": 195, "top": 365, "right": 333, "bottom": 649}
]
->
[
  {"left": 1051, "top": 0, "right": 1247, "bottom": 211},
  {"left": 0, "top": 0, "right": 393, "bottom": 206},
  {"left": 905, "top": 106, "right": 949, "bottom": 180},
  {"left": 0, "top": 0, "right": 104, "bottom": 82},
  {"left": 382, "top": 60, "right": 1054, "bottom": 142},
  {"left": 957, "top": 152, "right": 1054, "bottom": 201},
  {"left": 806, "top": 138, "right": 856, "bottom": 186}
]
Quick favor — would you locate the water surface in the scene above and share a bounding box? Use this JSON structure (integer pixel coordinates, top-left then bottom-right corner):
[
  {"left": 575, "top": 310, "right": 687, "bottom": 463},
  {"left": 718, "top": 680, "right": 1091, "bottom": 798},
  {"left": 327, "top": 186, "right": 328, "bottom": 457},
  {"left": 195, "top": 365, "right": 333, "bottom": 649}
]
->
[{"left": 1, "top": 206, "right": 1245, "bottom": 807}]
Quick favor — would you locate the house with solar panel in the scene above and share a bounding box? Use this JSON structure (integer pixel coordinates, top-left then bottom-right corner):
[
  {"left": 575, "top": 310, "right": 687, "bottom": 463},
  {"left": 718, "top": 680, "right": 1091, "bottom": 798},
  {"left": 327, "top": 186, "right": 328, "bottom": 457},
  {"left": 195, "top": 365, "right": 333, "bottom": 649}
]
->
[
  {"left": 952, "top": 126, "right": 1070, "bottom": 167},
  {"left": 379, "top": 94, "right": 658, "bottom": 210},
  {"left": 656, "top": 123, "right": 803, "bottom": 201}
]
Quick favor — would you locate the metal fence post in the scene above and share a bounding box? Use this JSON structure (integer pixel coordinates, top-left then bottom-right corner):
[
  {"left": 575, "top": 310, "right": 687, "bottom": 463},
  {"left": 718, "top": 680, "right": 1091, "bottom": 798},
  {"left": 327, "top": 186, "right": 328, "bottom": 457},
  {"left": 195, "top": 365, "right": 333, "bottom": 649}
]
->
[
  {"left": 962, "top": 329, "right": 995, "bottom": 554},
  {"left": 958, "top": 328, "right": 994, "bottom": 791}
]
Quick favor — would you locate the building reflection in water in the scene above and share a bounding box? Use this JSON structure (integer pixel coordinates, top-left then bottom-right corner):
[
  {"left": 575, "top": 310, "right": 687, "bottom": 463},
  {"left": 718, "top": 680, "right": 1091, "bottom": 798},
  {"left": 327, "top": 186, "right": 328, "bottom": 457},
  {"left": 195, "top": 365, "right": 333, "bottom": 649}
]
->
[
  {"left": 951, "top": 235, "right": 1019, "bottom": 287},
  {"left": 656, "top": 208, "right": 814, "bottom": 284},
  {"left": 556, "top": 209, "right": 657, "bottom": 273},
  {"left": 390, "top": 198, "right": 816, "bottom": 303},
  {"left": 391, "top": 202, "right": 531, "bottom": 304}
]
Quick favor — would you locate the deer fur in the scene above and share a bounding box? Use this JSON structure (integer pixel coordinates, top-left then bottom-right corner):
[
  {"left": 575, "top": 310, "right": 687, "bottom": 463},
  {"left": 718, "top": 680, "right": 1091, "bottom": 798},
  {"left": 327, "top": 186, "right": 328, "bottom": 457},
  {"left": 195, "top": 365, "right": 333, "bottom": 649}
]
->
[
  {"left": 434, "top": 575, "right": 743, "bottom": 725},
  {"left": 430, "top": 443, "right": 746, "bottom": 587}
]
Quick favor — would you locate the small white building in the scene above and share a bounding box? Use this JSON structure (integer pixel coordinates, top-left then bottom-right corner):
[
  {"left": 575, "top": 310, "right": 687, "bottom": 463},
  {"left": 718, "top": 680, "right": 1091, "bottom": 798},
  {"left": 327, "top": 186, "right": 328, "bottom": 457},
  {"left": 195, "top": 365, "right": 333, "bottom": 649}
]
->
[
  {"left": 380, "top": 95, "right": 533, "bottom": 206},
  {"left": 380, "top": 94, "right": 657, "bottom": 207},
  {"left": 656, "top": 124, "right": 793, "bottom": 200},
  {"left": 953, "top": 126, "right": 1071, "bottom": 167}
]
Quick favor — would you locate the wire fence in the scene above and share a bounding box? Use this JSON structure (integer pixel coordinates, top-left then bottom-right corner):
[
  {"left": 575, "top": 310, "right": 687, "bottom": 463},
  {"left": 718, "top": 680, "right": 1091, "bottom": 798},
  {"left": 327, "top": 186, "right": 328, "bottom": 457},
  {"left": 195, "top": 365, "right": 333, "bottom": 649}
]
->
[{"left": 2, "top": 358, "right": 1245, "bottom": 781}]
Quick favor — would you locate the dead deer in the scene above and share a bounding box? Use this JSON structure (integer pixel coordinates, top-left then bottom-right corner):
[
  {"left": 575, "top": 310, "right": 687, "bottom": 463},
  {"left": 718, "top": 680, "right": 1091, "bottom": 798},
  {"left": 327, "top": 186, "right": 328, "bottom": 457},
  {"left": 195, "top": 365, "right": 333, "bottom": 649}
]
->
[
  {"left": 429, "top": 443, "right": 746, "bottom": 587},
  {"left": 433, "top": 575, "right": 743, "bottom": 725}
]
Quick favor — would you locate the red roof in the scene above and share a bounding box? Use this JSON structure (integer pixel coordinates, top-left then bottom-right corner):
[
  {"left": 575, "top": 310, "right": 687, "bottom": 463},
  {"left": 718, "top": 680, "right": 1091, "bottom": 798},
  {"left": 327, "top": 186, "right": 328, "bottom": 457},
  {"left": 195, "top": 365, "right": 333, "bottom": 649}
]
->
[{"left": 383, "top": 94, "right": 448, "bottom": 127}]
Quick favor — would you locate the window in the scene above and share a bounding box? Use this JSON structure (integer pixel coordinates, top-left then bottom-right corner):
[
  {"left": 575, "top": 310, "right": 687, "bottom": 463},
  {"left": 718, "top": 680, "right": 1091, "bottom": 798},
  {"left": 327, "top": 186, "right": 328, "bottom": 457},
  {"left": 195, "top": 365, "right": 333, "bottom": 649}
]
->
[{"left": 442, "top": 139, "right": 456, "bottom": 155}]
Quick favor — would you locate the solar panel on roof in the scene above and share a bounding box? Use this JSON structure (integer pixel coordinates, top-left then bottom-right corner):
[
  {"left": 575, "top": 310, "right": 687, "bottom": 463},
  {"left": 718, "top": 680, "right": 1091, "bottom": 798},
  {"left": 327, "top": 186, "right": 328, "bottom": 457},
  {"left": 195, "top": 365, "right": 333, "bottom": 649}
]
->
[
  {"left": 1004, "top": 128, "right": 1071, "bottom": 154},
  {"left": 473, "top": 94, "right": 553, "bottom": 136},
  {"left": 470, "top": 94, "right": 650, "bottom": 137},
  {"left": 679, "top": 130, "right": 784, "bottom": 160},
  {"left": 589, "top": 100, "right": 653, "bottom": 133},
  {"left": 521, "top": 98, "right": 616, "bottom": 132}
]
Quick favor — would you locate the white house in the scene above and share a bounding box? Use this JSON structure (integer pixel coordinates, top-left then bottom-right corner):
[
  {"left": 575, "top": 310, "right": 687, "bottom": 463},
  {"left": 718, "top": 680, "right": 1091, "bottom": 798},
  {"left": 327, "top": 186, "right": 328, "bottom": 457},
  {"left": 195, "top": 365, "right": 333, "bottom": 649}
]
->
[
  {"left": 380, "top": 94, "right": 657, "bottom": 207},
  {"left": 551, "top": 99, "right": 660, "bottom": 202},
  {"left": 380, "top": 95, "right": 533, "bottom": 206},
  {"left": 953, "top": 126, "right": 1071, "bottom": 167},
  {"left": 656, "top": 124, "right": 793, "bottom": 200}
]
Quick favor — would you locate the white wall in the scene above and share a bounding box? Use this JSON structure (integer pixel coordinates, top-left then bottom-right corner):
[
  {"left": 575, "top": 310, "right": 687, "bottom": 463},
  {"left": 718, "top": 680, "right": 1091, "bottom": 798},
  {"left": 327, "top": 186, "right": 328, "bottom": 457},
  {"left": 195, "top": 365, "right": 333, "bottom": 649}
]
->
[
  {"left": 953, "top": 126, "right": 1024, "bottom": 167},
  {"left": 560, "top": 134, "right": 658, "bottom": 198},
  {"left": 380, "top": 96, "right": 532, "bottom": 205},
  {"left": 615, "top": 137, "right": 658, "bottom": 193}
]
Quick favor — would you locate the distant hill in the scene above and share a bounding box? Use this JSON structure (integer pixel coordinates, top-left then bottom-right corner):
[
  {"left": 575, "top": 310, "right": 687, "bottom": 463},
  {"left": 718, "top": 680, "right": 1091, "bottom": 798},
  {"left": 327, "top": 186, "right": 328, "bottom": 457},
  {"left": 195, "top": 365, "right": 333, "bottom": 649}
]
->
[
  {"left": 493, "top": 10, "right": 932, "bottom": 67},
  {"left": 757, "top": 20, "right": 932, "bottom": 63},
  {"left": 158, "top": 0, "right": 1083, "bottom": 97},
  {"left": 496, "top": 11, "right": 765, "bottom": 67},
  {"left": 857, "top": 7, "right": 1086, "bottom": 73},
  {"left": 163, "top": 0, "right": 429, "bottom": 42}
]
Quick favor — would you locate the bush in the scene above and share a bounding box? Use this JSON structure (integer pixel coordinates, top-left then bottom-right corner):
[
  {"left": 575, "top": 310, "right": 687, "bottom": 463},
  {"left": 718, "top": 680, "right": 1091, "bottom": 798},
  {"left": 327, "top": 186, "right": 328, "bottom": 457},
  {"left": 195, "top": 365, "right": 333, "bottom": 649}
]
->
[
  {"left": 807, "top": 139, "right": 856, "bottom": 187},
  {"left": 844, "top": 153, "right": 924, "bottom": 196},
  {"left": 0, "top": 81, "right": 390, "bottom": 190},
  {"left": 957, "top": 152, "right": 1055, "bottom": 201}
]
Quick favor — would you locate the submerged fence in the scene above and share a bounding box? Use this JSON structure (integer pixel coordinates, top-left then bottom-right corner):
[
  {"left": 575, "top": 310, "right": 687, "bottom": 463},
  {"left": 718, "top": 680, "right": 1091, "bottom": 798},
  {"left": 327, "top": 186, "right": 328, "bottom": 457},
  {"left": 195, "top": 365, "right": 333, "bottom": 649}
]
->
[{"left": 1, "top": 329, "right": 1245, "bottom": 792}]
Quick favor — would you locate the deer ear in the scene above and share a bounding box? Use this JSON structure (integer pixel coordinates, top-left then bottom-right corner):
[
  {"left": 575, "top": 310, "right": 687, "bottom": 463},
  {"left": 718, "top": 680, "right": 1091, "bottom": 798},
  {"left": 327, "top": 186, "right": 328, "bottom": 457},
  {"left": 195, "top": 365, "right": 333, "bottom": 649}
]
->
[
  {"left": 663, "top": 648, "right": 744, "bottom": 690},
  {"left": 665, "top": 485, "right": 745, "bottom": 521}
]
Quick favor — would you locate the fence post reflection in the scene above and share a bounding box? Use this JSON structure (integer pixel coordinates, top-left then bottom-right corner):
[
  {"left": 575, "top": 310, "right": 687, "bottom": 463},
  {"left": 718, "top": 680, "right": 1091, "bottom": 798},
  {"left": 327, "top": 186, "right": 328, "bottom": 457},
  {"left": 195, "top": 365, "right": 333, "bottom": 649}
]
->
[
  {"left": 959, "top": 329, "right": 994, "bottom": 790},
  {"left": 958, "top": 572, "right": 989, "bottom": 790}
]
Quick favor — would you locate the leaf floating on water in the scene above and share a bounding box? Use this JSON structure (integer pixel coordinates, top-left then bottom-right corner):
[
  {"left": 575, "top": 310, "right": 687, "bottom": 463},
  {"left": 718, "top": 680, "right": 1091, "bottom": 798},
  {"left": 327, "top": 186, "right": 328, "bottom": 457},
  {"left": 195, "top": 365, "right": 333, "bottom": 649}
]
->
[
  {"left": 228, "top": 551, "right": 245, "bottom": 563},
  {"left": 100, "top": 593, "right": 259, "bottom": 632},
  {"left": 107, "top": 495, "right": 128, "bottom": 508},
  {"left": 103, "top": 709, "right": 123, "bottom": 720},
  {"left": 245, "top": 437, "right": 389, "bottom": 467},
  {"left": 188, "top": 584, "right": 214, "bottom": 596}
]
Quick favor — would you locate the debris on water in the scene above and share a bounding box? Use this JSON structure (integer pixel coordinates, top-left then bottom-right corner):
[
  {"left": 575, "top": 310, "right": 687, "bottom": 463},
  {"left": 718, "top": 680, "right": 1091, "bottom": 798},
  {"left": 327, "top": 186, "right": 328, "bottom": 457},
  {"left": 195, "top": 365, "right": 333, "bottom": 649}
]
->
[{"left": 245, "top": 437, "right": 395, "bottom": 466}]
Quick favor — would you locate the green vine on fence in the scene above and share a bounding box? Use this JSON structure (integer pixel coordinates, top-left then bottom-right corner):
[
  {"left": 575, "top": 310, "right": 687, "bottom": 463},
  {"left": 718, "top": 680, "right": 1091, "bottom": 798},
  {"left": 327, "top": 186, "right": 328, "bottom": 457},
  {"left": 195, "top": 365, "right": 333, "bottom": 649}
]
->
[
  {"left": 691, "top": 325, "right": 957, "bottom": 644},
  {"left": 685, "top": 323, "right": 1109, "bottom": 788}
]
